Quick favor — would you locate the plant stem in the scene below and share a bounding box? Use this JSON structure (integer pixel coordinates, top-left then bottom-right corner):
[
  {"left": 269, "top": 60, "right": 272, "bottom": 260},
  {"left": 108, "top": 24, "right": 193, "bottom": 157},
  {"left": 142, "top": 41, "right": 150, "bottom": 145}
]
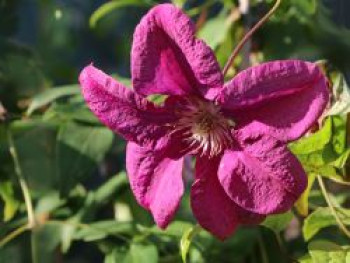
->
[
  {"left": 257, "top": 232, "right": 269, "bottom": 263},
  {"left": 317, "top": 175, "right": 350, "bottom": 238},
  {"left": 222, "top": 0, "right": 282, "bottom": 76},
  {"left": 7, "top": 128, "right": 36, "bottom": 228},
  {"left": 0, "top": 224, "right": 29, "bottom": 247}
]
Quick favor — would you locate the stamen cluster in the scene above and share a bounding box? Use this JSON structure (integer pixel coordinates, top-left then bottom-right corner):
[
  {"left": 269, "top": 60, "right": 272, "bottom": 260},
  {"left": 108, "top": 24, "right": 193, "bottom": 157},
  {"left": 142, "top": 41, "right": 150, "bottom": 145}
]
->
[{"left": 174, "top": 98, "right": 234, "bottom": 157}]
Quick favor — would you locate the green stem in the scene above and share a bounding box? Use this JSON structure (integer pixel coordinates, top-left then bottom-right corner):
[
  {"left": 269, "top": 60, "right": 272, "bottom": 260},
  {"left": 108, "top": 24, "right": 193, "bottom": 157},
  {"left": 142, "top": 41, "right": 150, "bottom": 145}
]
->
[
  {"left": 222, "top": 0, "right": 282, "bottom": 76},
  {"left": 7, "top": 128, "right": 36, "bottom": 228},
  {"left": 317, "top": 175, "right": 350, "bottom": 238},
  {"left": 257, "top": 233, "right": 269, "bottom": 263},
  {"left": 0, "top": 224, "right": 29, "bottom": 247}
]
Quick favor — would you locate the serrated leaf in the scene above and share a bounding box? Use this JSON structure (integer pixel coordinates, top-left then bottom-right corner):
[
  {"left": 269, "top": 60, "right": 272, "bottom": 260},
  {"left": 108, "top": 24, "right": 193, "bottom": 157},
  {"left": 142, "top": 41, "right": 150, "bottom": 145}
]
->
[
  {"left": 262, "top": 211, "right": 293, "bottom": 232},
  {"left": 26, "top": 85, "right": 80, "bottom": 116},
  {"left": 303, "top": 207, "right": 350, "bottom": 241},
  {"left": 180, "top": 224, "right": 201, "bottom": 263}
]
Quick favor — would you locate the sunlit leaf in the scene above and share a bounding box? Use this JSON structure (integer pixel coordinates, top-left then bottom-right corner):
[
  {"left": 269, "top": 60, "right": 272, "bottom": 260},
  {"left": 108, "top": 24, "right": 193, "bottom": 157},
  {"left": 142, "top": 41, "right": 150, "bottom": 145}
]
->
[
  {"left": 0, "top": 181, "right": 19, "bottom": 221},
  {"left": 289, "top": 118, "right": 332, "bottom": 155},
  {"left": 308, "top": 240, "right": 349, "bottom": 263},
  {"left": 327, "top": 74, "right": 350, "bottom": 116},
  {"left": 180, "top": 224, "right": 201, "bottom": 263},
  {"left": 303, "top": 207, "right": 350, "bottom": 241},
  {"left": 295, "top": 174, "right": 316, "bottom": 217}
]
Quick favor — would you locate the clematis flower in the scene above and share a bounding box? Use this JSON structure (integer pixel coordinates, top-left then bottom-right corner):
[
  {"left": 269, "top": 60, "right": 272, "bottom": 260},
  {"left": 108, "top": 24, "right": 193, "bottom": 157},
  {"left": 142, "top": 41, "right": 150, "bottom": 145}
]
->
[{"left": 79, "top": 4, "right": 329, "bottom": 239}]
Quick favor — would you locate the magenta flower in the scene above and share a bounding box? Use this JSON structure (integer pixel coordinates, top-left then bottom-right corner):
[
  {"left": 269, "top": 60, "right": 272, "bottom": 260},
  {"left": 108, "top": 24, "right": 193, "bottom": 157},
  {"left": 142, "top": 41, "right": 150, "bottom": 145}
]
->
[{"left": 79, "top": 4, "right": 329, "bottom": 239}]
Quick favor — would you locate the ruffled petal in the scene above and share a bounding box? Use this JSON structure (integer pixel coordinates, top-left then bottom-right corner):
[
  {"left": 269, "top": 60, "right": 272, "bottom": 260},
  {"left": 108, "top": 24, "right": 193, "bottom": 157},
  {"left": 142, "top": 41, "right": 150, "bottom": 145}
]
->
[
  {"left": 218, "top": 134, "right": 307, "bottom": 215},
  {"left": 191, "top": 156, "right": 264, "bottom": 240},
  {"left": 79, "top": 65, "right": 175, "bottom": 146},
  {"left": 131, "top": 4, "right": 223, "bottom": 99},
  {"left": 217, "top": 60, "right": 329, "bottom": 142},
  {"left": 126, "top": 142, "right": 184, "bottom": 228}
]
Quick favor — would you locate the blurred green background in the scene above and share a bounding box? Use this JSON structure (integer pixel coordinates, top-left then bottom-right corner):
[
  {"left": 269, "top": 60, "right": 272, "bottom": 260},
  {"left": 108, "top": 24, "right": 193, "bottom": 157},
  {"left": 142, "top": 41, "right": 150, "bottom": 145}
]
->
[{"left": 1, "top": 0, "right": 350, "bottom": 262}]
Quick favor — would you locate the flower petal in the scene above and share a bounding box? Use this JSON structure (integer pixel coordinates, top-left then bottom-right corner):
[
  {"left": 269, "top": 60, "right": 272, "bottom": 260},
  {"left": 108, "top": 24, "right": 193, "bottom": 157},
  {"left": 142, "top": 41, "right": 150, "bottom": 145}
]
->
[
  {"left": 126, "top": 142, "right": 184, "bottom": 228},
  {"left": 191, "top": 156, "right": 264, "bottom": 240},
  {"left": 217, "top": 60, "right": 329, "bottom": 142},
  {"left": 218, "top": 134, "right": 307, "bottom": 215},
  {"left": 131, "top": 4, "right": 223, "bottom": 99},
  {"left": 79, "top": 65, "right": 175, "bottom": 146}
]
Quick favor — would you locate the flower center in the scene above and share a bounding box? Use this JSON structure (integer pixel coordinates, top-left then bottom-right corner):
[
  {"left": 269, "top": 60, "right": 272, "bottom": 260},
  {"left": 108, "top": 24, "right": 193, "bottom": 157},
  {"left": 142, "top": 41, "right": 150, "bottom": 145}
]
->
[{"left": 174, "top": 97, "right": 234, "bottom": 157}]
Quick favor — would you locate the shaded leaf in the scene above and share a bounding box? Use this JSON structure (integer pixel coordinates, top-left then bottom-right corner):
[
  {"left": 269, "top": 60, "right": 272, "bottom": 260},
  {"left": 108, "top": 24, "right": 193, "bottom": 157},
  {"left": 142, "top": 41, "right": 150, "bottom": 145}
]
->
[
  {"left": 56, "top": 122, "right": 114, "bottom": 194},
  {"left": 89, "top": 0, "right": 149, "bottom": 29},
  {"left": 74, "top": 221, "right": 136, "bottom": 242},
  {"left": 262, "top": 211, "right": 293, "bottom": 233},
  {"left": 26, "top": 85, "right": 80, "bottom": 116},
  {"left": 198, "top": 14, "right": 232, "bottom": 50},
  {"left": 125, "top": 243, "right": 158, "bottom": 263}
]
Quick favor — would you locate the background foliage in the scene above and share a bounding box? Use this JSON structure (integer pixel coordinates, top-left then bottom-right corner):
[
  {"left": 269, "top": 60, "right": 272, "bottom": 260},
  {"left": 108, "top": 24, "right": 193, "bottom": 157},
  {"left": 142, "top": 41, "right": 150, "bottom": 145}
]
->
[{"left": 0, "top": 0, "right": 350, "bottom": 262}]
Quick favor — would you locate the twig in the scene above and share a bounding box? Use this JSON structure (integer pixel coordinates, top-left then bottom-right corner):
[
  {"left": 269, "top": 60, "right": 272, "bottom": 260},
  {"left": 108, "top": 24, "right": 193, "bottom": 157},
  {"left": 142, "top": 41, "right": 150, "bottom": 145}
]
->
[
  {"left": 317, "top": 175, "right": 350, "bottom": 238},
  {"left": 0, "top": 224, "right": 29, "bottom": 247},
  {"left": 222, "top": 0, "right": 282, "bottom": 76},
  {"left": 7, "top": 128, "right": 36, "bottom": 228}
]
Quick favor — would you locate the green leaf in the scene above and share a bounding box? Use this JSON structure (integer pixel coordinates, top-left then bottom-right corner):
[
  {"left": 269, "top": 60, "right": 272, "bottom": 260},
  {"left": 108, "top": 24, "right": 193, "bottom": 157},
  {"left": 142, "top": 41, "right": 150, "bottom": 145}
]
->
[
  {"left": 125, "top": 243, "right": 158, "bottom": 263},
  {"left": 289, "top": 118, "right": 332, "bottom": 155},
  {"left": 94, "top": 172, "right": 128, "bottom": 204},
  {"left": 298, "top": 254, "right": 313, "bottom": 263},
  {"left": 303, "top": 207, "right": 350, "bottom": 241},
  {"left": 56, "top": 122, "right": 114, "bottom": 194},
  {"left": 290, "top": 116, "right": 348, "bottom": 180},
  {"left": 26, "top": 85, "right": 80, "bottom": 116},
  {"left": 295, "top": 174, "right": 316, "bottom": 216},
  {"left": 180, "top": 224, "right": 201, "bottom": 263},
  {"left": 262, "top": 211, "right": 294, "bottom": 232},
  {"left": 141, "top": 221, "right": 193, "bottom": 238},
  {"left": 308, "top": 240, "right": 350, "bottom": 263},
  {"left": 327, "top": 74, "right": 350, "bottom": 116},
  {"left": 74, "top": 221, "right": 136, "bottom": 242},
  {"left": 13, "top": 124, "right": 58, "bottom": 193},
  {"left": 104, "top": 247, "right": 129, "bottom": 263},
  {"left": 35, "top": 191, "right": 63, "bottom": 215},
  {"left": 31, "top": 224, "right": 62, "bottom": 263},
  {"left": 0, "top": 181, "right": 19, "bottom": 221},
  {"left": 89, "top": 0, "right": 149, "bottom": 29},
  {"left": 197, "top": 14, "right": 232, "bottom": 50}
]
